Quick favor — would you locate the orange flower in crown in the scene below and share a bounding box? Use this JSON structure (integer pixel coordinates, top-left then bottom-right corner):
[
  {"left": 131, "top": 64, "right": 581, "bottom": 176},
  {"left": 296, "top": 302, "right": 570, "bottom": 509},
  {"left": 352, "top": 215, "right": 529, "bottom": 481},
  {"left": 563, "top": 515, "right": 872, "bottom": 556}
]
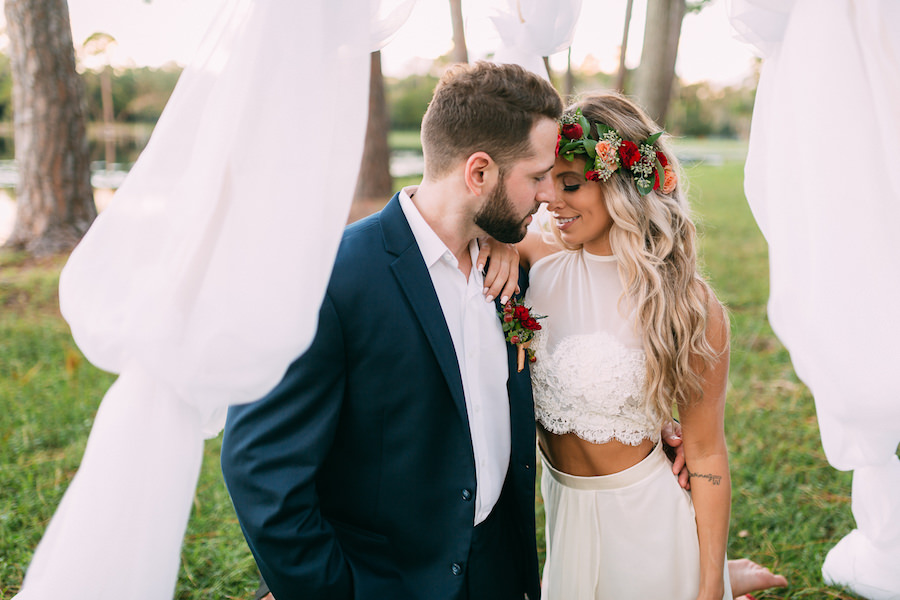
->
[{"left": 662, "top": 166, "right": 677, "bottom": 194}]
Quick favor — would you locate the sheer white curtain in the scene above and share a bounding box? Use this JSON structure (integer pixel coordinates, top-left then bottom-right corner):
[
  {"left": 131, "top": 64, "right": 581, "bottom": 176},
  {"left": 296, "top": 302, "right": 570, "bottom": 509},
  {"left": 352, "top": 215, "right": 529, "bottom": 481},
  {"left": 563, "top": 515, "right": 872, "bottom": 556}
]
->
[
  {"left": 16, "top": 1, "right": 414, "bottom": 597},
  {"left": 489, "top": 0, "right": 582, "bottom": 80},
  {"left": 727, "top": 1, "right": 900, "bottom": 598}
]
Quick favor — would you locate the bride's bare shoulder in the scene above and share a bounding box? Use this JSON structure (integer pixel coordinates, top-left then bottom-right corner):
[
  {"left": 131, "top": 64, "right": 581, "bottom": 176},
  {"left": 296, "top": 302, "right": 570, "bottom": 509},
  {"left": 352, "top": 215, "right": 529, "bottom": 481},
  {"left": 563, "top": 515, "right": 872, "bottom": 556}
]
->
[{"left": 518, "top": 230, "right": 565, "bottom": 270}]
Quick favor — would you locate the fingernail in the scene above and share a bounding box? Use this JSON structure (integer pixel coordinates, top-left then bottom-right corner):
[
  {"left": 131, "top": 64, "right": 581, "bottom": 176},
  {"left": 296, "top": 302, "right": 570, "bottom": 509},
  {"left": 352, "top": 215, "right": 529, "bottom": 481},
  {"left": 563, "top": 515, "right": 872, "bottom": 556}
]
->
[
  {"left": 477, "top": 263, "right": 484, "bottom": 273},
  {"left": 500, "top": 296, "right": 509, "bottom": 305},
  {"left": 485, "top": 295, "right": 494, "bottom": 303},
  {"left": 483, "top": 288, "right": 489, "bottom": 296}
]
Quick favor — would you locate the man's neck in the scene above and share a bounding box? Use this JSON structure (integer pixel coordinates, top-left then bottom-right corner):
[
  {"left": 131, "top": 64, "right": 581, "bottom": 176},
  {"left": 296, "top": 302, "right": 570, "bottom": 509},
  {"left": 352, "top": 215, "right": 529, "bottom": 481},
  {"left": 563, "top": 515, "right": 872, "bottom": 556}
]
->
[{"left": 409, "top": 180, "right": 480, "bottom": 271}]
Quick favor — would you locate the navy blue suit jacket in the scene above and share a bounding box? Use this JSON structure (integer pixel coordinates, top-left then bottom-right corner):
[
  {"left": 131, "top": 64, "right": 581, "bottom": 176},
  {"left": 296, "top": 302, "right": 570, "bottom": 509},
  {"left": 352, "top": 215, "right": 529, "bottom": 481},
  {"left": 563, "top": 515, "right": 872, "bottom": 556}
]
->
[{"left": 221, "top": 195, "right": 540, "bottom": 600}]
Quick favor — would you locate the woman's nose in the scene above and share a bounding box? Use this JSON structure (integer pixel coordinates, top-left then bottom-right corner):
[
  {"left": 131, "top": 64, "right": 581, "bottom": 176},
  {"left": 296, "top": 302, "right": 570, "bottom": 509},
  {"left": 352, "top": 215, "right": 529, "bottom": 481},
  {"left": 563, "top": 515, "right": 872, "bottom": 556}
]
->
[
  {"left": 537, "top": 177, "right": 556, "bottom": 205},
  {"left": 544, "top": 187, "right": 564, "bottom": 211}
]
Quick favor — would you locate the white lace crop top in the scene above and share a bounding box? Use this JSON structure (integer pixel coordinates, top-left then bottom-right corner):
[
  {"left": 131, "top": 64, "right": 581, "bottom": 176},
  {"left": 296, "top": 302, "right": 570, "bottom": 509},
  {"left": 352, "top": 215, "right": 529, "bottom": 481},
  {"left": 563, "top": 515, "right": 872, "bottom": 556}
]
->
[{"left": 525, "top": 248, "right": 660, "bottom": 446}]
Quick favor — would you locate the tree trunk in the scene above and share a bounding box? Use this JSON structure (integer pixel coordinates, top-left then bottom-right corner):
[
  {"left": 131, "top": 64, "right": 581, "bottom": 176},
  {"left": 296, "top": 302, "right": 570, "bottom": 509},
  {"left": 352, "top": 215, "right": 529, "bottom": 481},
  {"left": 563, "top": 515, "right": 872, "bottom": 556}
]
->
[
  {"left": 633, "top": 0, "right": 686, "bottom": 126},
  {"left": 350, "top": 51, "right": 392, "bottom": 223},
  {"left": 101, "top": 66, "right": 116, "bottom": 170},
  {"left": 449, "top": 0, "right": 468, "bottom": 64},
  {"left": 614, "top": 0, "right": 635, "bottom": 93},
  {"left": 565, "top": 47, "right": 574, "bottom": 100},
  {"left": 542, "top": 56, "right": 553, "bottom": 83},
  {"left": 3, "top": 0, "right": 95, "bottom": 256}
]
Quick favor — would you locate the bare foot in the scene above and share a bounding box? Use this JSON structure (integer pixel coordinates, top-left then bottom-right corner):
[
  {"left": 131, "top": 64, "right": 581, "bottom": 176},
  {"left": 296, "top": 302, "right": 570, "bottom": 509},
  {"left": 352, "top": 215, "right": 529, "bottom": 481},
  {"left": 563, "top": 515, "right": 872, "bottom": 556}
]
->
[{"left": 729, "top": 558, "right": 788, "bottom": 598}]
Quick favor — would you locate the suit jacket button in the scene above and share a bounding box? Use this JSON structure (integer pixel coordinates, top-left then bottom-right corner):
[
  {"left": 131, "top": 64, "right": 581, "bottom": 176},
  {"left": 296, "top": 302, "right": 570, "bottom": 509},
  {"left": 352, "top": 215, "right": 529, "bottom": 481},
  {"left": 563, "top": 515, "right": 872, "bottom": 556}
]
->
[
  {"left": 451, "top": 562, "right": 463, "bottom": 576},
  {"left": 461, "top": 489, "right": 472, "bottom": 501}
]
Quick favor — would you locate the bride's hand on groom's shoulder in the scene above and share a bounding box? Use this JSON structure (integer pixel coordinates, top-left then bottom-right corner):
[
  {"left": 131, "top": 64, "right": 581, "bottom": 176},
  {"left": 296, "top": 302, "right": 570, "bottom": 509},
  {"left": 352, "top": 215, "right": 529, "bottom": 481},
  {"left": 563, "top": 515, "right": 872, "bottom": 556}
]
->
[
  {"left": 661, "top": 421, "right": 690, "bottom": 490},
  {"left": 477, "top": 237, "right": 520, "bottom": 305}
]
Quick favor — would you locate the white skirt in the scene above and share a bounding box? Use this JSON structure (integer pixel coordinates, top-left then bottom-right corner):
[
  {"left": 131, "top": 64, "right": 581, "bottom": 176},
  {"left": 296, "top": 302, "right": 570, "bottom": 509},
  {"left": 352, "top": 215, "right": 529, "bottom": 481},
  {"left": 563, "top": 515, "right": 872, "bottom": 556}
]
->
[{"left": 540, "top": 443, "right": 732, "bottom": 600}]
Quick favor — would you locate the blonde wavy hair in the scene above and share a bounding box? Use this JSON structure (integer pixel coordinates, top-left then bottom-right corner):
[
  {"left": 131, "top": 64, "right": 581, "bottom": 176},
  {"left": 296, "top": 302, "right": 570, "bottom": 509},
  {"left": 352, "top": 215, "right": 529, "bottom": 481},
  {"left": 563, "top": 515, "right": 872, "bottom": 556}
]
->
[{"left": 555, "top": 93, "right": 727, "bottom": 427}]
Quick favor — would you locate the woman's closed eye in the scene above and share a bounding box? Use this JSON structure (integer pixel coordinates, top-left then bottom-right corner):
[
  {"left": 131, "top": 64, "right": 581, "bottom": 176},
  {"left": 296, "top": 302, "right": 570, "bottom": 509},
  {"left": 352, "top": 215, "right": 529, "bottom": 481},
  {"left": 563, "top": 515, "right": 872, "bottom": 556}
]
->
[{"left": 563, "top": 184, "right": 580, "bottom": 192}]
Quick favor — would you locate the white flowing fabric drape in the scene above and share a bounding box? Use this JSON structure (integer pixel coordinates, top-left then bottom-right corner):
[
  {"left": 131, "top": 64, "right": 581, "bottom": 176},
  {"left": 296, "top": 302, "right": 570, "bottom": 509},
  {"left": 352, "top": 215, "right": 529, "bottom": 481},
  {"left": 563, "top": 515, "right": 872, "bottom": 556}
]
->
[
  {"left": 727, "top": 1, "right": 900, "bottom": 598},
  {"left": 489, "top": 0, "right": 582, "bottom": 80},
  {"left": 16, "top": 1, "right": 414, "bottom": 597}
]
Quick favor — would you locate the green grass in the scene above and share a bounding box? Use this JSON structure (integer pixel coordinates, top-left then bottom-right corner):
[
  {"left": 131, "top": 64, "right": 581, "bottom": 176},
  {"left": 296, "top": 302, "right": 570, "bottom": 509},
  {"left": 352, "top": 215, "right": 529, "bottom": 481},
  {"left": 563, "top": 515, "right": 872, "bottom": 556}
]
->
[
  {"left": 0, "top": 154, "right": 867, "bottom": 599},
  {"left": 0, "top": 253, "right": 258, "bottom": 599},
  {"left": 688, "top": 161, "right": 861, "bottom": 599}
]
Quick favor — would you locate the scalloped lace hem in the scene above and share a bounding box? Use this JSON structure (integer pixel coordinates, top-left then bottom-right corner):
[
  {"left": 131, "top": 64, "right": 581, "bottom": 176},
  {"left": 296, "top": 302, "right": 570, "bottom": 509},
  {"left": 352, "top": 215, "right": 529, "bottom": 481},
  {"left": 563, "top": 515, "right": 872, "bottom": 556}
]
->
[{"left": 536, "top": 412, "right": 660, "bottom": 446}]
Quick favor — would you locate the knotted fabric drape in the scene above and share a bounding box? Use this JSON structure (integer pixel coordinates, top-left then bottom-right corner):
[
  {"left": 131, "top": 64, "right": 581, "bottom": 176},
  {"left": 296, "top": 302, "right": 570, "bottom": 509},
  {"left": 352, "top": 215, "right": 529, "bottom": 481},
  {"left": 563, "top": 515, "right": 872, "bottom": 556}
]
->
[{"left": 489, "top": 0, "right": 582, "bottom": 80}]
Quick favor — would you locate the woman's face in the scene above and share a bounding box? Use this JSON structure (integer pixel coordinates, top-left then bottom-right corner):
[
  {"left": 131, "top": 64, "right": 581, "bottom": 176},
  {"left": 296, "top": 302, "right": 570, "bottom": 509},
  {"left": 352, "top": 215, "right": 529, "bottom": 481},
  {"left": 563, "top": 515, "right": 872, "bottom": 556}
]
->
[{"left": 548, "top": 156, "right": 614, "bottom": 255}]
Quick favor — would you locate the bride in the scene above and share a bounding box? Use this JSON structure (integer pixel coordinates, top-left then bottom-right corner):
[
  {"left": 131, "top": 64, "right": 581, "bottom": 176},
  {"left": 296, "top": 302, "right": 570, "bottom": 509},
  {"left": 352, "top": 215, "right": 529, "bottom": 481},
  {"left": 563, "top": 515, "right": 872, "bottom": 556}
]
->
[{"left": 488, "top": 92, "right": 781, "bottom": 599}]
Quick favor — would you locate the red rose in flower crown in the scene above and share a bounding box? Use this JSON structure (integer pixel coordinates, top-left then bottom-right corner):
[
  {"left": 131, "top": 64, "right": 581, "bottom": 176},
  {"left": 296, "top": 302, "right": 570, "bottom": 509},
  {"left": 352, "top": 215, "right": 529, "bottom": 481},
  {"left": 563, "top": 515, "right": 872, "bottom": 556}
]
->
[
  {"left": 499, "top": 298, "right": 546, "bottom": 372},
  {"left": 618, "top": 140, "right": 641, "bottom": 168},
  {"left": 561, "top": 123, "right": 583, "bottom": 140},
  {"left": 656, "top": 151, "right": 668, "bottom": 167},
  {"left": 585, "top": 170, "right": 600, "bottom": 182}
]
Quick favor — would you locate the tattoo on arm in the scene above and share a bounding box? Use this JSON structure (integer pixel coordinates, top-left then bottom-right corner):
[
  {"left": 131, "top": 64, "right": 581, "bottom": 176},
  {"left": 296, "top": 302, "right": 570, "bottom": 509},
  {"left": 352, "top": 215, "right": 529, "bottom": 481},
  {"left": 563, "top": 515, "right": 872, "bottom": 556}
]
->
[{"left": 688, "top": 471, "right": 723, "bottom": 486}]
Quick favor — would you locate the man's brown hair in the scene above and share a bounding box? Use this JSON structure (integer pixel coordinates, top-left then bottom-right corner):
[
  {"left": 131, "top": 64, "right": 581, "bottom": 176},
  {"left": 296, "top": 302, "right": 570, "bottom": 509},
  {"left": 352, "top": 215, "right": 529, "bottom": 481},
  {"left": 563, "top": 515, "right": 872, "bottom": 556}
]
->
[{"left": 421, "top": 61, "right": 562, "bottom": 179}]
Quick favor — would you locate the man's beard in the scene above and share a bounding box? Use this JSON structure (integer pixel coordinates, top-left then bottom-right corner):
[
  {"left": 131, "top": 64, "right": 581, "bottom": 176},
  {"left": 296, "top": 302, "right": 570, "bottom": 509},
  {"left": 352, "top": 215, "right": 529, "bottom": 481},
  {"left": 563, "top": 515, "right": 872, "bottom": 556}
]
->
[{"left": 474, "top": 176, "right": 535, "bottom": 244}]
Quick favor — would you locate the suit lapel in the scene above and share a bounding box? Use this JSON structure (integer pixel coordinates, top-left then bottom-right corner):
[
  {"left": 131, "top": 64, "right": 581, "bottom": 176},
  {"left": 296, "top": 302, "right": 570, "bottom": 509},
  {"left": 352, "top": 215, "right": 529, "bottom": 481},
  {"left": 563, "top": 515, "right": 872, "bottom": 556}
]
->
[
  {"left": 498, "top": 290, "right": 537, "bottom": 459},
  {"left": 381, "top": 196, "right": 469, "bottom": 426}
]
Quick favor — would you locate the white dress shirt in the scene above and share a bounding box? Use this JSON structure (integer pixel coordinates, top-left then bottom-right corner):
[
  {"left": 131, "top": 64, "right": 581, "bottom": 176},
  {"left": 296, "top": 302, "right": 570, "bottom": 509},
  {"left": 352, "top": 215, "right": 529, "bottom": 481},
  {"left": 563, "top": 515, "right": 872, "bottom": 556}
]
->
[{"left": 399, "top": 187, "right": 511, "bottom": 525}]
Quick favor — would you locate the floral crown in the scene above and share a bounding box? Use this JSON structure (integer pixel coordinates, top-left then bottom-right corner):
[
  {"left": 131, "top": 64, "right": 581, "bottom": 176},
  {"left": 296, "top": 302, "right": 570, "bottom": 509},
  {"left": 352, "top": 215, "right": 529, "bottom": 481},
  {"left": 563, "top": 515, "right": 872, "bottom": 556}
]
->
[{"left": 556, "top": 108, "right": 677, "bottom": 196}]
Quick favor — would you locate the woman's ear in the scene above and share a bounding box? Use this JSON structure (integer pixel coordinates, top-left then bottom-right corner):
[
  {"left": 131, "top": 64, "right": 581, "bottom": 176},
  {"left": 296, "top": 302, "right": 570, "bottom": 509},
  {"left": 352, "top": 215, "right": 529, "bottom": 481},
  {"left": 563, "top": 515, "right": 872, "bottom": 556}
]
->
[{"left": 464, "top": 152, "right": 498, "bottom": 196}]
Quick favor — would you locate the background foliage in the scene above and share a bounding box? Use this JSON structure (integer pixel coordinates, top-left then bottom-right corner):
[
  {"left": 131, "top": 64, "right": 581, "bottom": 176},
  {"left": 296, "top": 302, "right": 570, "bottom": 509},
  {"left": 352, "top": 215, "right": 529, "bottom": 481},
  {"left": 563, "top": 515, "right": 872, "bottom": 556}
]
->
[{"left": 0, "top": 51, "right": 757, "bottom": 139}]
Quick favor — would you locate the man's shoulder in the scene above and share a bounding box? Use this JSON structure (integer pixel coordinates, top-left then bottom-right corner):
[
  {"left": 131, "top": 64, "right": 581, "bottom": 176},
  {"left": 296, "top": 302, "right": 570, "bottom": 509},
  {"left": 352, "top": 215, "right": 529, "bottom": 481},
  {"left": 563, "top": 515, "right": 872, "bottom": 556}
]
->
[
  {"left": 340, "top": 210, "right": 381, "bottom": 246},
  {"left": 334, "top": 209, "right": 387, "bottom": 267},
  {"left": 333, "top": 195, "right": 412, "bottom": 266}
]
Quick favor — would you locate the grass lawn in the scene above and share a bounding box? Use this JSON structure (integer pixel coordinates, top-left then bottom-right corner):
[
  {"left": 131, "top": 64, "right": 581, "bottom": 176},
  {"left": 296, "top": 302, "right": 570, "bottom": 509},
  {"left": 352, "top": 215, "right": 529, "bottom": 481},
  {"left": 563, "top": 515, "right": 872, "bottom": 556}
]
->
[{"left": 0, "top": 155, "right": 867, "bottom": 599}]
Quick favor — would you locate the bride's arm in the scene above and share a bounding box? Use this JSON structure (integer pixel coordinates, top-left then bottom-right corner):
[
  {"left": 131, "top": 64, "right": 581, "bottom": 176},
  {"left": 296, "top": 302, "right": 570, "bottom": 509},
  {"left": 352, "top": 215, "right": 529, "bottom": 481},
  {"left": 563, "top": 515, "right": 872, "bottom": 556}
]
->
[
  {"left": 477, "top": 237, "right": 520, "bottom": 304},
  {"left": 477, "top": 231, "right": 559, "bottom": 302},
  {"left": 678, "top": 298, "right": 732, "bottom": 600}
]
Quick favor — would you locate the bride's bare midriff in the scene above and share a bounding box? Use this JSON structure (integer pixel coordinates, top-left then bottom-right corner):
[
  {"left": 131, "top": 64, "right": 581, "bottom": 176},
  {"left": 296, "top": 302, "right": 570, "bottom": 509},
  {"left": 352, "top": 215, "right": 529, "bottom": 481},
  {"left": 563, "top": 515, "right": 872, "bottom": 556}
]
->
[{"left": 537, "top": 424, "right": 655, "bottom": 477}]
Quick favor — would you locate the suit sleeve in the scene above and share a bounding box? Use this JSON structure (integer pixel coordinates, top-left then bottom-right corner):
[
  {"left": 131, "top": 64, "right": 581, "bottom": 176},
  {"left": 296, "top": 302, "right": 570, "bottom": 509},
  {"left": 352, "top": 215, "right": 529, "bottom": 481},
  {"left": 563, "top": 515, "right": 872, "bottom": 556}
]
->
[{"left": 221, "top": 292, "right": 352, "bottom": 600}]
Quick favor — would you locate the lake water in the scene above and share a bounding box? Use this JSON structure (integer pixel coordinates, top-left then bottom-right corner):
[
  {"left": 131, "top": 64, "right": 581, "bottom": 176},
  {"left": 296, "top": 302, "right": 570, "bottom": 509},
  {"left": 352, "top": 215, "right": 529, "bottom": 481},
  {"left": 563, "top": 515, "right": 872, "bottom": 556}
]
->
[{"left": 0, "top": 127, "right": 426, "bottom": 191}]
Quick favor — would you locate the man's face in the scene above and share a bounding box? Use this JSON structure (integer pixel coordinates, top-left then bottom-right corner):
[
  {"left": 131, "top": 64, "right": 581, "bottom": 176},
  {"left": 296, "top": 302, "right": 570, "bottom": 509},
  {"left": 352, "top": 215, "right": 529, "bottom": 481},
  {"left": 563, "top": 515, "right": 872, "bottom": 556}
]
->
[{"left": 474, "top": 118, "right": 558, "bottom": 243}]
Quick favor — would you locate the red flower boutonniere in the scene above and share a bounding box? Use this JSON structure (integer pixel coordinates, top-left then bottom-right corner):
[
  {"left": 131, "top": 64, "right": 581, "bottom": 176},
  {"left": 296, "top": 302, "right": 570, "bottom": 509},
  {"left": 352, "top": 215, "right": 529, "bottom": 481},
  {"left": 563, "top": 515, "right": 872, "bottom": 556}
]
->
[{"left": 498, "top": 298, "right": 546, "bottom": 372}]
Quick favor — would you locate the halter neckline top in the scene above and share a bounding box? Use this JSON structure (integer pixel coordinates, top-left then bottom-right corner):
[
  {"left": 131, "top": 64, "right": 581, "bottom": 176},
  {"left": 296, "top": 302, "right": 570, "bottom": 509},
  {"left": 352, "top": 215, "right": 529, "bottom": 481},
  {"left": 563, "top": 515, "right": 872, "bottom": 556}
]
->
[{"left": 525, "top": 249, "right": 660, "bottom": 445}]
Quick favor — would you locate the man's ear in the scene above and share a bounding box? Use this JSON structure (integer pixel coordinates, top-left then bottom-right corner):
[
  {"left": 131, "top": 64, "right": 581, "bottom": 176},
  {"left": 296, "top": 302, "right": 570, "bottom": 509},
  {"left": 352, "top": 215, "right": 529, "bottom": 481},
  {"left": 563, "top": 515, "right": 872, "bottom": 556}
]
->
[{"left": 464, "top": 152, "right": 498, "bottom": 196}]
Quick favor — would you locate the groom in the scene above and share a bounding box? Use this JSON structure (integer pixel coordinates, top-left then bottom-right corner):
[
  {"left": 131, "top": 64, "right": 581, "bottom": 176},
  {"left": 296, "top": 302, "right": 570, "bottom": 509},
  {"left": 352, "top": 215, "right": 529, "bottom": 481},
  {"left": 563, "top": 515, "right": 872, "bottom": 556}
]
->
[{"left": 221, "top": 61, "right": 562, "bottom": 600}]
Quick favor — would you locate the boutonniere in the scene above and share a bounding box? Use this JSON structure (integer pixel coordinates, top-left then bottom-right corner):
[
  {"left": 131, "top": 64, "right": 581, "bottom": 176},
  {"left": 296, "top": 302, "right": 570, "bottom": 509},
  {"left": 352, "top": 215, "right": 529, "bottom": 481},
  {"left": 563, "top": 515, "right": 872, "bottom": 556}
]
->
[{"left": 498, "top": 298, "right": 546, "bottom": 372}]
